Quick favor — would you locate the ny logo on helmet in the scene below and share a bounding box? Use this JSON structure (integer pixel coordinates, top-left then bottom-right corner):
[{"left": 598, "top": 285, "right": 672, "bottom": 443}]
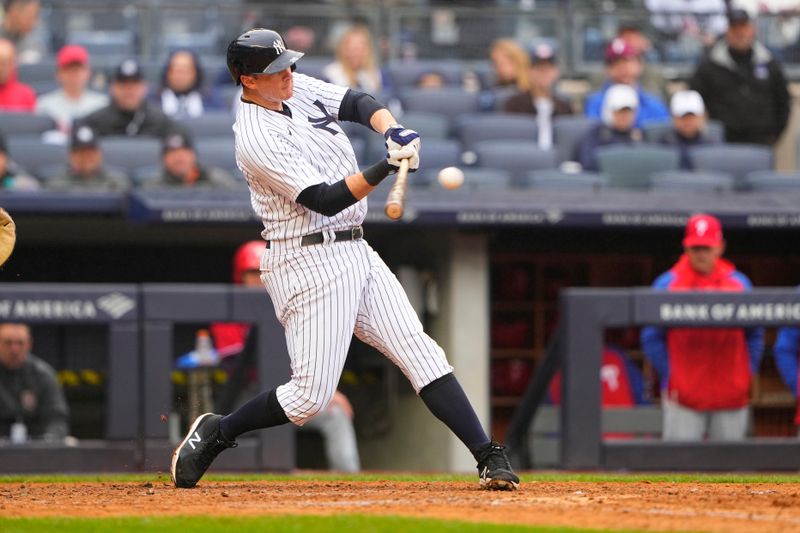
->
[{"left": 273, "top": 39, "right": 286, "bottom": 55}]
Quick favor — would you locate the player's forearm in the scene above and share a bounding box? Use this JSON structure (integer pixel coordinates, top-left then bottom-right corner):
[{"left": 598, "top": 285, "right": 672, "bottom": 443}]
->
[{"left": 369, "top": 108, "right": 397, "bottom": 135}]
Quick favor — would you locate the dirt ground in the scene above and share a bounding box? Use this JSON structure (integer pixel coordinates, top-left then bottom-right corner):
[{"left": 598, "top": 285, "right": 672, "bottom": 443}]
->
[{"left": 2, "top": 479, "right": 800, "bottom": 532}]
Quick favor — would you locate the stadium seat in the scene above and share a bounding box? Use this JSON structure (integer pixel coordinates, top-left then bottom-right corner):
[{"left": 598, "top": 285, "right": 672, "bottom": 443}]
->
[
  {"left": 195, "top": 137, "right": 237, "bottom": 174},
  {"left": 101, "top": 137, "right": 161, "bottom": 171},
  {"left": 745, "top": 171, "right": 800, "bottom": 192},
  {"left": 527, "top": 169, "right": 608, "bottom": 191},
  {"left": 6, "top": 139, "right": 67, "bottom": 178},
  {"left": 455, "top": 113, "right": 538, "bottom": 150},
  {"left": 399, "top": 88, "right": 480, "bottom": 121},
  {"left": 689, "top": 144, "right": 773, "bottom": 189},
  {"left": 417, "top": 139, "right": 463, "bottom": 174},
  {"left": 553, "top": 116, "right": 598, "bottom": 163},
  {"left": 17, "top": 61, "right": 57, "bottom": 87},
  {"left": 294, "top": 57, "right": 330, "bottom": 81},
  {"left": 0, "top": 112, "right": 56, "bottom": 136},
  {"left": 176, "top": 113, "right": 234, "bottom": 138},
  {"left": 421, "top": 167, "right": 513, "bottom": 191},
  {"left": 387, "top": 61, "right": 464, "bottom": 88},
  {"left": 473, "top": 140, "right": 558, "bottom": 186},
  {"left": 596, "top": 145, "right": 680, "bottom": 190},
  {"left": 649, "top": 170, "right": 735, "bottom": 193},
  {"left": 398, "top": 112, "right": 449, "bottom": 140},
  {"left": 67, "top": 30, "right": 137, "bottom": 57},
  {"left": 643, "top": 119, "right": 725, "bottom": 143}
]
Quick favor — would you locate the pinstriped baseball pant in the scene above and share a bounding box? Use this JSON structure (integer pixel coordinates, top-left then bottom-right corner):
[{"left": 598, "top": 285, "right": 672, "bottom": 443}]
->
[{"left": 261, "top": 238, "right": 453, "bottom": 425}]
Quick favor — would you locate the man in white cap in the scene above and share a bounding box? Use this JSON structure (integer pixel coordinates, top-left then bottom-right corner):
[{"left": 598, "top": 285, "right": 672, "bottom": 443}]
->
[
  {"left": 576, "top": 83, "right": 643, "bottom": 171},
  {"left": 659, "top": 90, "right": 715, "bottom": 170}
]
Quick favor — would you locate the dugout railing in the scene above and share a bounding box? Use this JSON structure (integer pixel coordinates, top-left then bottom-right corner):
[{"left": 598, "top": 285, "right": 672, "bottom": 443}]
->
[
  {"left": 506, "top": 288, "right": 800, "bottom": 471},
  {"left": 0, "top": 283, "right": 294, "bottom": 473}
]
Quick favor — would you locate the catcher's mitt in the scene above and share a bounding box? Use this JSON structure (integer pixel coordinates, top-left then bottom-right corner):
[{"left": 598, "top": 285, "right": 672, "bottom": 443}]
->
[{"left": 0, "top": 208, "right": 16, "bottom": 267}]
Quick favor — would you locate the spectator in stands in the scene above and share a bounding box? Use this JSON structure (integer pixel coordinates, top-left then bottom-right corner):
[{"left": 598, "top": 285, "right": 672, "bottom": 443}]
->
[
  {"left": 489, "top": 38, "right": 529, "bottom": 90},
  {"left": 143, "top": 130, "right": 238, "bottom": 189},
  {"left": 81, "top": 59, "right": 178, "bottom": 138},
  {"left": 416, "top": 70, "right": 446, "bottom": 90},
  {"left": 35, "top": 45, "right": 108, "bottom": 133},
  {"left": 617, "top": 24, "right": 667, "bottom": 99},
  {"left": 504, "top": 43, "right": 573, "bottom": 150},
  {"left": 690, "top": 8, "right": 790, "bottom": 145},
  {"left": 0, "top": 132, "right": 37, "bottom": 190},
  {"left": 575, "top": 84, "right": 643, "bottom": 172},
  {"left": 158, "top": 49, "right": 218, "bottom": 119},
  {"left": 0, "top": 0, "right": 48, "bottom": 64},
  {"left": 584, "top": 38, "right": 669, "bottom": 129},
  {"left": 323, "top": 25, "right": 387, "bottom": 93},
  {"left": 210, "top": 241, "right": 360, "bottom": 472},
  {"left": 659, "top": 90, "right": 716, "bottom": 170},
  {"left": 774, "top": 292, "right": 800, "bottom": 434},
  {"left": 0, "top": 37, "right": 34, "bottom": 111},
  {"left": 0, "top": 322, "right": 69, "bottom": 442},
  {"left": 46, "top": 125, "right": 128, "bottom": 191},
  {"left": 641, "top": 214, "right": 764, "bottom": 441}
]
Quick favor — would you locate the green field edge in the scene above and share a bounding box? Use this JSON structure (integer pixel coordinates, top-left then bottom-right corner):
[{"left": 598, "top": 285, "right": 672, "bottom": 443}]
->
[
  {"left": 0, "top": 514, "right": 657, "bottom": 533},
  {"left": 2, "top": 471, "right": 800, "bottom": 484}
]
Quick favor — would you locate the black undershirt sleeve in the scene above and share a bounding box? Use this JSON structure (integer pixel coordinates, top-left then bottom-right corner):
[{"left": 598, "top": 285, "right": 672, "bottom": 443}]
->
[
  {"left": 339, "top": 89, "right": 386, "bottom": 130},
  {"left": 296, "top": 181, "right": 359, "bottom": 217}
]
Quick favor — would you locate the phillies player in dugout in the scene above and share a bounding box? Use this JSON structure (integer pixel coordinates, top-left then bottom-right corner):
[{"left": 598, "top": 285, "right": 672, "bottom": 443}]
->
[
  {"left": 641, "top": 214, "right": 764, "bottom": 441},
  {"left": 171, "top": 29, "right": 519, "bottom": 490}
]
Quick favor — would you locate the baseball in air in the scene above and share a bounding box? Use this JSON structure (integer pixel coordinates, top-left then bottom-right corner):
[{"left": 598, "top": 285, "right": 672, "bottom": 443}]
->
[{"left": 437, "top": 166, "right": 464, "bottom": 189}]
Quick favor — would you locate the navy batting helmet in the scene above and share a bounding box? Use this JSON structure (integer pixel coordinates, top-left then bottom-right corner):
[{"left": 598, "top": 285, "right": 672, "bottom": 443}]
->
[{"left": 226, "top": 29, "right": 304, "bottom": 85}]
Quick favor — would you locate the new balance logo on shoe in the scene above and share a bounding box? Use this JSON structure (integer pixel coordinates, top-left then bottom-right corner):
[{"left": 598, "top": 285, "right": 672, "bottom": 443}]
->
[{"left": 188, "top": 431, "right": 202, "bottom": 450}]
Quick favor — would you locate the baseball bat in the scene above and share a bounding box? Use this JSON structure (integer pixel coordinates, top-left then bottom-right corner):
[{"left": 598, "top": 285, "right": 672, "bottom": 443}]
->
[{"left": 384, "top": 158, "right": 410, "bottom": 220}]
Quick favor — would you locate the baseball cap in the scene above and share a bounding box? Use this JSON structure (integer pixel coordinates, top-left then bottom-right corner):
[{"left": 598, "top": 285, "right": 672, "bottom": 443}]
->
[
  {"left": 162, "top": 131, "right": 194, "bottom": 153},
  {"left": 604, "top": 84, "right": 639, "bottom": 112},
  {"left": 683, "top": 214, "right": 723, "bottom": 247},
  {"left": 70, "top": 125, "right": 100, "bottom": 150},
  {"left": 670, "top": 90, "right": 705, "bottom": 117},
  {"left": 604, "top": 38, "right": 638, "bottom": 64},
  {"left": 529, "top": 43, "right": 556, "bottom": 65},
  {"left": 232, "top": 241, "right": 264, "bottom": 284},
  {"left": 113, "top": 58, "right": 144, "bottom": 82},
  {"left": 57, "top": 45, "right": 89, "bottom": 68},
  {"left": 727, "top": 8, "right": 751, "bottom": 25}
]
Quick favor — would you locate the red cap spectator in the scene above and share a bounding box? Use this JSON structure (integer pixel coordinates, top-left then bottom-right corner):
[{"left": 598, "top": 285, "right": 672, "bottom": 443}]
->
[
  {"left": 683, "top": 213, "right": 723, "bottom": 247},
  {"left": 605, "top": 38, "right": 638, "bottom": 64},
  {"left": 56, "top": 44, "right": 89, "bottom": 68},
  {"left": 232, "top": 241, "right": 263, "bottom": 284}
]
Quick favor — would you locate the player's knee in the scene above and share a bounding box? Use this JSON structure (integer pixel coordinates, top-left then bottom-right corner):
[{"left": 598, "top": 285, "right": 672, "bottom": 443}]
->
[{"left": 291, "top": 389, "right": 336, "bottom": 424}]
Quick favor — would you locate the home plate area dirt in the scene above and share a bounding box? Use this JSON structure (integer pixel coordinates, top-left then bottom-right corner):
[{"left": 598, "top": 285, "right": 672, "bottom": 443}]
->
[{"left": 3, "top": 480, "right": 800, "bottom": 532}]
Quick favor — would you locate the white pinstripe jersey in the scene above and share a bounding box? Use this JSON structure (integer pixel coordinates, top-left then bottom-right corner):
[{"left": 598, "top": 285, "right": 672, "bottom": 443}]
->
[{"left": 233, "top": 73, "right": 366, "bottom": 241}]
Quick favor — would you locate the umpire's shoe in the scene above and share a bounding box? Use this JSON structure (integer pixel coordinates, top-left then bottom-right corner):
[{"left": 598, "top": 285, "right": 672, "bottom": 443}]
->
[
  {"left": 171, "top": 413, "right": 237, "bottom": 488},
  {"left": 475, "top": 441, "right": 520, "bottom": 491}
]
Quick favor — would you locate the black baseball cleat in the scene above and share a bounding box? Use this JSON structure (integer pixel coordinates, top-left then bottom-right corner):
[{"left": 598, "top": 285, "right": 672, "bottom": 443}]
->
[
  {"left": 475, "top": 441, "right": 520, "bottom": 491},
  {"left": 171, "top": 413, "right": 238, "bottom": 488}
]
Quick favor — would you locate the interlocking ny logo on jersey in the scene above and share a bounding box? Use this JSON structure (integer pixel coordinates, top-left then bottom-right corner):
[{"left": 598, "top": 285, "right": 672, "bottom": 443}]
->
[
  {"left": 308, "top": 100, "right": 339, "bottom": 135},
  {"left": 273, "top": 39, "right": 286, "bottom": 55}
]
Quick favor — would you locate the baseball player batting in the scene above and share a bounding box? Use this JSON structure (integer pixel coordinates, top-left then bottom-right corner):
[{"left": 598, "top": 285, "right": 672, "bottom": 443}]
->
[{"left": 171, "top": 28, "right": 519, "bottom": 491}]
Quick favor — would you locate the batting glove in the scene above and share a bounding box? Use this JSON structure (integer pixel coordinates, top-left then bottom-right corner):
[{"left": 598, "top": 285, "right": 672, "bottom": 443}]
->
[
  {"left": 386, "top": 144, "right": 420, "bottom": 172},
  {"left": 385, "top": 124, "right": 421, "bottom": 152}
]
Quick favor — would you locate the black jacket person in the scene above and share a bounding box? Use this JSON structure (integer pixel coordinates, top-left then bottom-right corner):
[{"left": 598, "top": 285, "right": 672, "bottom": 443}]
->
[{"left": 690, "top": 9, "right": 790, "bottom": 145}]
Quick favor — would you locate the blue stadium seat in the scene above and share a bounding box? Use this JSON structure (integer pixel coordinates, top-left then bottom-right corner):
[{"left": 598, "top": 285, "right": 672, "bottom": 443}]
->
[
  {"left": 553, "top": 116, "right": 598, "bottom": 163},
  {"left": 101, "top": 137, "right": 161, "bottom": 171},
  {"left": 387, "top": 61, "right": 464, "bottom": 88},
  {"left": 398, "top": 112, "right": 449, "bottom": 139},
  {"left": 649, "top": 170, "right": 734, "bottom": 193},
  {"left": 745, "top": 171, "right": 800, "bottom": 192},
  {"left": 420, "top": 167, "right": 513, "bottom": 191},
  {"left": 175, "top": 113, "right": 234, "bottom": 138},
  {"left": 195, "top": 137, "right": 237, "bottom": 174},
  {"left": 5, "top": 140, "right": 67, "bottom": 178},
  {"left": 455, "top": 113, "right": 538, "bottom": 150},
  {"left": 417, "top": 139, "right": 463, "bottom": 175},
  {"left": 67, "top": 30, "right": 137, "bottom": 57},
  {"left": 0, "top": 112, "right": 56, "bottom": 136},
  {"left": 527, "top": 169, "right": 607, "bottom": 191},
  {"left": 399, "top": 88, "right": 480, "bottom": 121},
  {"left": 596, "top": 145, "right": 680, "bottom": 190},
  {"left": 643, "top": 119, "right": 725, "bottom": 143},
  {"left": 473, "top": 140, "right": 558, "bottom": 186},
  {"left": 689, "top": 143, "right": 773, "bottom": 189}
]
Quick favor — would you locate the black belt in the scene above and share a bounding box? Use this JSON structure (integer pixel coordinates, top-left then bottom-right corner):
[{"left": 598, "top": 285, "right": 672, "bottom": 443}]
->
[{"left": 266, "top": 226, "right": 364, "bottom": 249}]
